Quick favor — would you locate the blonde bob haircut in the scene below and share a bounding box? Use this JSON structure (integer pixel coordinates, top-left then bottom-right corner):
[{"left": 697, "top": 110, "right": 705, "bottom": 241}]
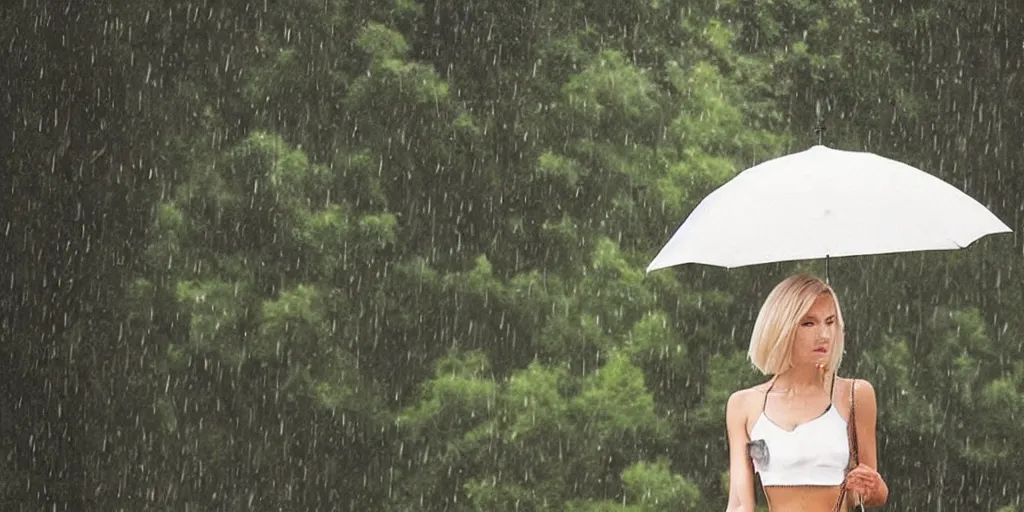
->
[{"left": 747, "top": 273, "right": 845, "bottom": 376}]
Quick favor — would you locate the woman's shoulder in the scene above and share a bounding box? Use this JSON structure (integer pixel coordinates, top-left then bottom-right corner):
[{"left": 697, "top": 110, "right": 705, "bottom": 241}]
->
[
  {"left": 726, "top": 380, "right": 774, "bottom": 410},
  {"left": 726, "top": 382, "right": 772, "bottom": 433},
  {"left": 835, "top": 376, "right": 877, "bottom": 404},
  {"left": 836, "top": 375, "right": 875, "bottom": 389}
]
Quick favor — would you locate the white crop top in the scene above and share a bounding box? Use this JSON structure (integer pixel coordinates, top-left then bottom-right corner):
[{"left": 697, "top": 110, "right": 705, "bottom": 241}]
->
[{"left": 748, "top": 378, "right": 851, "bottom": 487}]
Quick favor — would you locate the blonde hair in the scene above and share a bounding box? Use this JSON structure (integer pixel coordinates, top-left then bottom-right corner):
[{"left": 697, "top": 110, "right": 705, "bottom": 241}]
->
[{"left": 747, "top": 273, "right": 845, "bottom": 376}]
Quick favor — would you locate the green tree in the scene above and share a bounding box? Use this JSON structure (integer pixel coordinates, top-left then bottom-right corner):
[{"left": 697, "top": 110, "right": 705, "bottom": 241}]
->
[
  {"left": 5, "top": 0, "right": 1024, "bottom": 510},
  {"left": 393, "top": 349, "right": 700, "bottom": 510}
]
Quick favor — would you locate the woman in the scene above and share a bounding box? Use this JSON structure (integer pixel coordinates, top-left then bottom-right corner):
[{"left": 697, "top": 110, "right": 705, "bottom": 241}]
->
[{"left": 725, "top": 274, "right": 888, "bottom": 511}]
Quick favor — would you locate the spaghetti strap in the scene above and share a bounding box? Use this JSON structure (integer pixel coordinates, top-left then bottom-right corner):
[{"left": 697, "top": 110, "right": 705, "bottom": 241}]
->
[
  {"left": 763, "top": 376, "right": 778, "bottom": 410},
  {"left": 829, "top": 371, "right": 837, "bottom": 401}
]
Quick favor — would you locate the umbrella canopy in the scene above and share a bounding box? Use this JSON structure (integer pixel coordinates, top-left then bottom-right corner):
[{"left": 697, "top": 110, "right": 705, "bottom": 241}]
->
[{"left": 647, "top": 145, "right": 1012, "bottom": 273}]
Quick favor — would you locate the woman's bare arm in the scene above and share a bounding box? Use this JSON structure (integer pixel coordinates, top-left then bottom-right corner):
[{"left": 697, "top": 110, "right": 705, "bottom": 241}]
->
[
  {"left": 725, "top": 390, "right": 757, "bottom": 512},
  {"left": 852, "top": 379, "right": 888, "bottom": 507}
]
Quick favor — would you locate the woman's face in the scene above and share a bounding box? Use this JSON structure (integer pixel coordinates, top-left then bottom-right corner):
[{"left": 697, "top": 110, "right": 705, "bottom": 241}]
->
[{"left": 791, "top": 292, "right": 838, "bottom": 368}]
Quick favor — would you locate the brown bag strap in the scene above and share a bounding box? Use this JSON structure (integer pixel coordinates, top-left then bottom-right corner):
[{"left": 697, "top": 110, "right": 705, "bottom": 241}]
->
[
  {"left": 833, "top": 379, "right": 859, "bottom": 512},
  {"left": 848, "top": 379, "right": 858, "bottom": 466}
]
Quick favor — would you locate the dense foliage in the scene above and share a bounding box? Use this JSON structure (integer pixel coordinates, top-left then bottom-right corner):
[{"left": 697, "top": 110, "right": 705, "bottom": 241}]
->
[{"left": 2, "top": 0, "right": 1022, "bottom": 510}]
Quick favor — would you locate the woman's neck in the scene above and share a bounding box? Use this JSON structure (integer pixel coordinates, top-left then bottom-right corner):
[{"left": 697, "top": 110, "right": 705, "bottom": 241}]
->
[{"left": 772, "top": 364, "right": 829, "bottom": 395}]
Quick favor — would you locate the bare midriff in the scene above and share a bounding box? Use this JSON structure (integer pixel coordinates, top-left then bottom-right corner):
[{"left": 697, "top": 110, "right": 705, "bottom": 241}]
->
[{"left": 763, "top": 485, "right": 847, "bottom": 511}]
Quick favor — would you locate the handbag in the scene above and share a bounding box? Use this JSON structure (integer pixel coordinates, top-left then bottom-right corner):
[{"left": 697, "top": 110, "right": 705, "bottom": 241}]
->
[{"left": 833, "top": 378, "right": 866, "bottom": 512}]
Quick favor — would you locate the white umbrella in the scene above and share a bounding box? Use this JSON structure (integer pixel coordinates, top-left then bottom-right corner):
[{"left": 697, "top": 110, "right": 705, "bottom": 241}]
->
[{"left": 646, "top": 145, "right": 1012, "bottom": 275}]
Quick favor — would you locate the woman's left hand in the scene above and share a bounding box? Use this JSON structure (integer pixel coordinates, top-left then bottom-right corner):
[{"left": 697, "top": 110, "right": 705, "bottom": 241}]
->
[{"left": 845, "top": 464, "right": 886, "bottom": 505}]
